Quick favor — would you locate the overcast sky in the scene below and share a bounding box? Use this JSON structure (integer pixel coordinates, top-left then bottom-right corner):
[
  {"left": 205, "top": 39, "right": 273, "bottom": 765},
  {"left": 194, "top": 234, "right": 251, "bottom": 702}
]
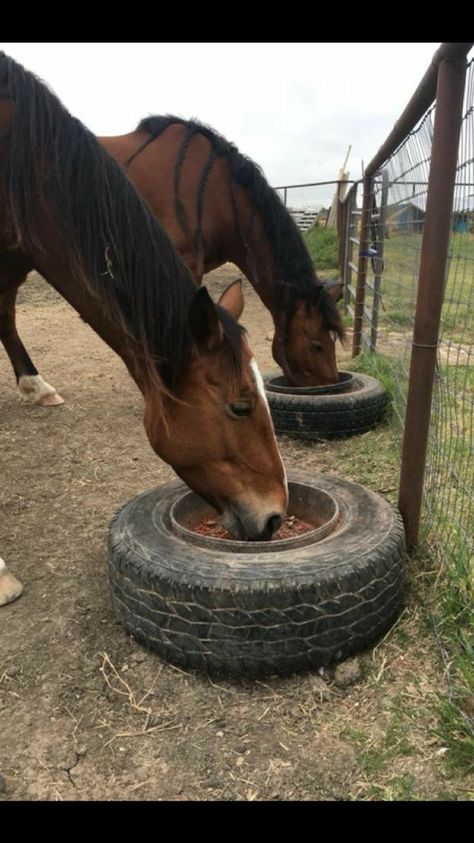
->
[{"left": 1, "top": 42, "right": 467, "bottom": 197}]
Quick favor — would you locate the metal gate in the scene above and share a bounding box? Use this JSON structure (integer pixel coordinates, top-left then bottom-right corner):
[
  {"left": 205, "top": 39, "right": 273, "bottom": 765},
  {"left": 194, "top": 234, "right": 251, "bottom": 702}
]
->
[{"left": 341, "top": 170, "right": 389, "bottom": 353}]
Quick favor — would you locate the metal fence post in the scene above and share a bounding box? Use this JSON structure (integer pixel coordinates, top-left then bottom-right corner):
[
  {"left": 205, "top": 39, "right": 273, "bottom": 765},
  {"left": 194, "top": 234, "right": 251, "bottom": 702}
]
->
[
  {"left": 369, "top": 168, "right": 389, "bottom": 352},
  {"left": 343, "top": 186, "right": 356, "bottom": 308},
  {"left": 337, "top": 188, "right": 349, "bottom": 280},
  {"left": 398, "top": 53, "right": 468, "bottom": 548},
  {"left": 352, "top": 174, "right": 373, "bottom": 357}
]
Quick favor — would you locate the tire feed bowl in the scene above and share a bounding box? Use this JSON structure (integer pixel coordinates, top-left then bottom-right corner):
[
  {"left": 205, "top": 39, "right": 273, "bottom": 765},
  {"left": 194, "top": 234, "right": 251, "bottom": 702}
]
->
[
  {"left": 108, "top": 471, "right": 405, "bottom": 677},
  {"left": 264, "top": 371, "right": 389, "bottom": 440}
]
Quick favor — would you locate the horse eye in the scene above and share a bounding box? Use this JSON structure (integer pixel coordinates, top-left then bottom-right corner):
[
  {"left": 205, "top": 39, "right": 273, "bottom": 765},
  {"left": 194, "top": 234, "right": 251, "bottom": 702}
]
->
[
  {"left": 310, "top": 341, "right": 323, "bottom": 353},
  {"left": 227, "top": 401, "right": 252, "bottom": 419}
]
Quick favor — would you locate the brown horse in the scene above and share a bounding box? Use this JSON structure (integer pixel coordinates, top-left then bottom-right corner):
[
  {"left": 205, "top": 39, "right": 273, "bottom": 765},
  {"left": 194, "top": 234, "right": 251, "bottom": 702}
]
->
[
  {"left": 0, "top": 115, "right": 345, "bottom": 408},
  {"left": 104, "top": 117, "right": 345, "bottom": 386},
  {"left": 0, "top": 53, "right": 288, "bottom": 606}
]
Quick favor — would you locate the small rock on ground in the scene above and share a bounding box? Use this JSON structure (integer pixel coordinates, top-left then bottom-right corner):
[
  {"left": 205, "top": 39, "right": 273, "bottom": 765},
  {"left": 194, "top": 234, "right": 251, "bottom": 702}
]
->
[{"left": 333, "top": 658, "right": 361, "bottom": 688}]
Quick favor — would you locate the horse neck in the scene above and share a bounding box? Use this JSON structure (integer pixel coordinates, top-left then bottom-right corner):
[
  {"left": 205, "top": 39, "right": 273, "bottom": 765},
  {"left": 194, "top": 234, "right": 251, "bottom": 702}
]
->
[
  {"left": 226, "top": 212, "right": 281, "bottom": 330},
  {"left": 27, "top": 245, "right": 150, "bottom": 395}
]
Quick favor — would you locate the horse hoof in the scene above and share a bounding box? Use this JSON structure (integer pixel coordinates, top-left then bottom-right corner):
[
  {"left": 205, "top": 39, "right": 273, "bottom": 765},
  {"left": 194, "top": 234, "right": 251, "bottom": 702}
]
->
[
  {"left": 0, "top": 565, "right": 24, "bottom": 606},
  {"left": 37, "top": 392, "right": 65, "bottom": 407},
  {"left": 17, "top": 374, "right": 64, "bottom": 406}
]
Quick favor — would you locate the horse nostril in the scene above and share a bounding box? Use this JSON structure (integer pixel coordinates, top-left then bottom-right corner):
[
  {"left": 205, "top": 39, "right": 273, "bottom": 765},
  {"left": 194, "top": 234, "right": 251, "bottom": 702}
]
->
[{"left": 267, "top": 514, "right": 283, "bottom": 536}]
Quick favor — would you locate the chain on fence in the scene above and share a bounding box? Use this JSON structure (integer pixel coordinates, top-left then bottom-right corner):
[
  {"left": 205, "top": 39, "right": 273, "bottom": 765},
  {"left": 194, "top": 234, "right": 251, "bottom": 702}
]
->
[{"left": 346, "top": 57, "right": 473, "bottom": 568}]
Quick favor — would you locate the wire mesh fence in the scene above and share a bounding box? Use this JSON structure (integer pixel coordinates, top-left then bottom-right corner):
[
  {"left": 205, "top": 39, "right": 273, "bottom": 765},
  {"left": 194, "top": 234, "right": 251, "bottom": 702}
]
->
[
  {"left": 342, "top": 56, "right": 474, "bottom": 569},
  {"left": 274, "top": 181, "right": 340, "bottom": 211},
  {"left": 273, "top": 181, "right": 353, "bottom": 233},
  {"left": 426, "top": 69, "right": 473, "bottom": 566}
]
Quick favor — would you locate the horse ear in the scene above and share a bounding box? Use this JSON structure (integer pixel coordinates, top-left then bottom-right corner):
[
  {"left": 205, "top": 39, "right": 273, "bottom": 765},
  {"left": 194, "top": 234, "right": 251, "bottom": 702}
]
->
[
  {"left": 323, "top": 279, "right": 344, "bottom": 303},
  {"left": 188, "top": 287, "right": 224, "bottom": 351},
  {"left": 217, "top": 278, "right": 244, "bottom": 321}
]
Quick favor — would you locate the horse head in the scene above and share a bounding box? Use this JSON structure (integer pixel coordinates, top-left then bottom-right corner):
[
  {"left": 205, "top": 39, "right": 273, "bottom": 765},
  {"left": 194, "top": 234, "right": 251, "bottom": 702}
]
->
[
  {"left": 144, "top": 279, "right": 288, "bottom": 540},
  {"left": 272, "top": 282, "right": 344, "bottom": 387}
]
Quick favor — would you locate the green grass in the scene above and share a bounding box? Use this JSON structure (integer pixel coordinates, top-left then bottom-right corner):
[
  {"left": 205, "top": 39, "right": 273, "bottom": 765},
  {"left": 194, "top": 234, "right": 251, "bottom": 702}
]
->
[
  {"left": 376, "top": 232, "right": 474, "bottom": 344},
  {"left": 339, "top": 351, "right": 474, "bottom": 778},
  {"left": 303, "top": 229, "right": 474, "bottom": 341},
  {"left": 303, "top": 227, "right": 339, "bottom": 276},
  {"left": 424, "top": 363, "right": 474, "bottom": 567},
  {"left": 309, "top": 227, "right": 474, "bottom": 778},
  {"left": 432, "top": 534, "right": 474, "bottom": 776},
  {"left": 348, "top": 349, "right": 405, "bottom": 402},
  {"left": 341, "top": 710, "right": 421, "bottom": 800},
  {"left": 365, "top": 775, "right": 421, "bottom": 801}
]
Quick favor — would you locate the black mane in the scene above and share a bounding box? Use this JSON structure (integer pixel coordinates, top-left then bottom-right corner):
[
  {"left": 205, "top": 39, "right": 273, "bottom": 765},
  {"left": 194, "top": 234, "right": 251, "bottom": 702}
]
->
[
  {"left": 135, "top": 114, "right": 344, "bottom": 340},
  {"left": 0, "top": 53, "right": 244, "bottom": 391}
]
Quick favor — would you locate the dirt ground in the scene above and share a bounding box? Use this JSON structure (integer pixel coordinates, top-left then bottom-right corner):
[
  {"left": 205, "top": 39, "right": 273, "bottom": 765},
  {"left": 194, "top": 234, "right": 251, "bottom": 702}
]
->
[{"left": 0, "top": 267, "right": 471, "bottom": 801}]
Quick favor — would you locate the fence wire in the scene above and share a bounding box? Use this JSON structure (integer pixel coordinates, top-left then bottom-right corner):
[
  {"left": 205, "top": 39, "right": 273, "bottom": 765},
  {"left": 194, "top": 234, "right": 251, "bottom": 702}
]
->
[
  {"left": 355, "top": 58, "right": 474, "bottom": 569},
  {"left": 274, "top": 182, "right": 347, "bottom": 214}
]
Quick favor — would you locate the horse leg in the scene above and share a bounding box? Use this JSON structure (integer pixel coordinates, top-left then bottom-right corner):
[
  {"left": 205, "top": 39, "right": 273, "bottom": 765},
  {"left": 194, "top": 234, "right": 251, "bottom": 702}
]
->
[
  {"left": 0, "top": 556, "right": 23, "bottom": 606},
  {"left": 0, "top": 283, "right": 64, "bottom": 406}
]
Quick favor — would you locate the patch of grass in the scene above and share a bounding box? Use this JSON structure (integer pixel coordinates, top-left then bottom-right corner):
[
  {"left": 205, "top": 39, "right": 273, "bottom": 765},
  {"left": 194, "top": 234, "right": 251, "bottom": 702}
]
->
[
  {"left": 437, "top": 698, "right": 474, "bottom": 776},
  {"left": 385, "top": 311, "right": 414, "bottom": 328},
  {"left": 377, "top": 231, "right": 474, "bottom": 344},
  {"left": 341, "top": 727, "right": 367, "bottom": 747},
  {"left": 347, "top": 346, "right": 474, "bottom": 778},
  {"left": 342, "top": 708, "right": 420, "bottom": 798},
  {"left": 335, "top": 230, "right": 473, "bottom": 783},
  {"left": 442, "top": 541, "right": 474, "bottom": 625},
  {"left": 348, "top": 349, "right": 407, "bottom": 405},
  {"left": 303, "top": 227, "right": 339, "bottom": 274},
  {"left": 313, "top": 247, "right": 473, "bottom": 782},
  {"left": 431, "top": 537, "right": 474, "bottom": 776},
  {"left": 365, "top": 774, "right": 420, "bottom": 801}
]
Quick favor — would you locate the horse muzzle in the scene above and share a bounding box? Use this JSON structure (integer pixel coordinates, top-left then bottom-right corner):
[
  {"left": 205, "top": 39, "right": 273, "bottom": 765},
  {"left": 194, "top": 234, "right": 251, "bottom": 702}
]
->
[{"left": 222, "top": 505, "right": 284, "bottom": 542}]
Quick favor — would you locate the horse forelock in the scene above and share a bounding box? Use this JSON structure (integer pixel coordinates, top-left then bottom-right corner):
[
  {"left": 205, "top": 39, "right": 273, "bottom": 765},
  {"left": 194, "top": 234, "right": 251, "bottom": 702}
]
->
[
  {"left": 305, "top": 284, "right": 345, "bottom": 341},
  {"left": 275, "top": 280, "right": 345, "bottom": 344}
]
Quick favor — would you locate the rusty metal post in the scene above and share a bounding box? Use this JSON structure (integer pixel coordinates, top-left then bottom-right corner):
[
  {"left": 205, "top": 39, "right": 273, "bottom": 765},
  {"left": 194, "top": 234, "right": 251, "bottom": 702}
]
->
[
  {"left": 337, "top": 191, "right": 347, "bottom": 278},
  {"left": 351, "top": 174, "right": 373, "bottom": 357},
  {"left": 343, "top": 185, "right": 357, "bottom": 308},
  {"left": 398, "top": 53, "right": 468, "bottom": 548},
  {"left": 369, "top": 168, "right": 389, "bottom": 352}
]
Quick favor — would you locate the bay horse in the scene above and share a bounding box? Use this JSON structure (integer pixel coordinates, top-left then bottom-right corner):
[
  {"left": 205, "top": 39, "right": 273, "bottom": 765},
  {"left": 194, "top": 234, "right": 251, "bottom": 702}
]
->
[
  {"left": 0, "top": 115, "right": 345, "bottom": 408},
  {"left": 0, "top": 53, "right": 288, "bottom": 606}
]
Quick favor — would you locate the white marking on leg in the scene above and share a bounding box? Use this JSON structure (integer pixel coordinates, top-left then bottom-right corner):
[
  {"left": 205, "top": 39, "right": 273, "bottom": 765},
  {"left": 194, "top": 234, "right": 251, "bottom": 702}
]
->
[
  {"left": 0, "top": 556, "right": 5, "bottom": 572},
  {"left": 250, "top": 358, "right": 288, "bottom": 498},
  {"left": 17, "top": 375, "right": 64, "bottom": 406}
]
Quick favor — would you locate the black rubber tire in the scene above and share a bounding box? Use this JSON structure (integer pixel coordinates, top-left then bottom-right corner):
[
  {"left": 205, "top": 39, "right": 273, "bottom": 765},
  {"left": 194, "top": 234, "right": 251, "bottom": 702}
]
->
[
  {"left": 264, "top": 371, "right": 389, "bottom": 440},
  {"left": 108, "top": 471, "right": 405, "bottom": 677}
]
